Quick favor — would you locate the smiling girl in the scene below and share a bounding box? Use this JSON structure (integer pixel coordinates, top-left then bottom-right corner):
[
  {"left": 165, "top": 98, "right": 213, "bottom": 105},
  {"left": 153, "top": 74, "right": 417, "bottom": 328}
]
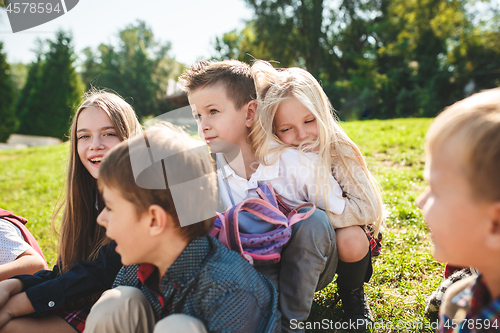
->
[{"left": 0, "top": 90, "right": 141, "bottom": 333}]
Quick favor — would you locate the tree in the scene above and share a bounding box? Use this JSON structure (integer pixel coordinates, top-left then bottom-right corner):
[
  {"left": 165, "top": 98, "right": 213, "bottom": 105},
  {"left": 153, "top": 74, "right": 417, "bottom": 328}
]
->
[
  {"left": 81, "top": 20, "right": 183, "bottom": 118},
  {"left": 18, "top": 30, "right": 84, "bottom": 139},
  {"left": 0, "top": 42, "right": 19, "bottom": 142},
  {"left": 218, "top": 0, "right": 500, "bottom": 119},
  {"left": 213, "top": 21, "right": 274, "bottom": 62}
]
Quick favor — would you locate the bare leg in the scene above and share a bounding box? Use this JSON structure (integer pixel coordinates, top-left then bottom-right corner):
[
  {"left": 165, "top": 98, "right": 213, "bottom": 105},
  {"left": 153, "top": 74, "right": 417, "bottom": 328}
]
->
[
  {"left": 336, "top": 225, "right": 369, "bottom": 263},
  {"left": 0, "top": 315, "right": 76, "bottom": 333}
]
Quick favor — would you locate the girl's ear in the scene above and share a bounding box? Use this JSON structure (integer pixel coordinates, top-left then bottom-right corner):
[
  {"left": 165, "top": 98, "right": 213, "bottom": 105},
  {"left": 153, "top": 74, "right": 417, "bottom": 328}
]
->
[
  {"left": 245, "top": 100, "right": 257, "bottom": 128},
  {"left": 147, "top": 205, "right": 174, "bottom": 237},
  {"left": 485, "top": 202, "right": 500, "bottom": 250}
]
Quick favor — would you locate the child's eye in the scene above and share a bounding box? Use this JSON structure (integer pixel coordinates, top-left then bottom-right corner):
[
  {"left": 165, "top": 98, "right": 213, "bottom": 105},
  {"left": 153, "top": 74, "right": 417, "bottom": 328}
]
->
[
  {"left": 104, "top": 206, "right": 111, "bottom": 212},
  {"left": 193, "top": 114, "right": 201, "bottom": 120},
  {"left": 77, "top": 135, "right": 89, "bottom": 140},
  {"left": 305, "top": 118, "right": 316, "bottom": 124},
  {"left": 280, "top": 127, "right": 291, "bottom": 133},
  {"left": 104, "top": 132, "right": 116, "bottom": 137},
  {"left": 210, "top": 109, "right": 219, "bottom": 115}
]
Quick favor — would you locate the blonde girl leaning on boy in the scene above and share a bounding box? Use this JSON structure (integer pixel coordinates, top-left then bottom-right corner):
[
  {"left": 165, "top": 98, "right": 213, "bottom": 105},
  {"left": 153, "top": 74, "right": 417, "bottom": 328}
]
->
[
  {"left": 0, "top": 90, "right": 141, "bottom": 333},
  {"left": 250, "top": 61, "right": 384, "bottom": 331}
]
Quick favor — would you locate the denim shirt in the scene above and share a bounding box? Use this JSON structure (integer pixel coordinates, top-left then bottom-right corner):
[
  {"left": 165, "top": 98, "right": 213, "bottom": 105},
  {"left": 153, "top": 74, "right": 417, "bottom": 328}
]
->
[{"left": 114, "top": 235, "right": 280, "bottom": 333}]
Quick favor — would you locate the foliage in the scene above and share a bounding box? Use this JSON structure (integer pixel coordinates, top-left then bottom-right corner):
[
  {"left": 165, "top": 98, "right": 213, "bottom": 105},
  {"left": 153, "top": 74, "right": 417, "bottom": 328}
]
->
[
  {"left": 17, "top": 31, "right": 84, "bottom": 140},
  {"left": 81, "top": 20, "right": 185, "bottom": 119},
  {"left": 9, "top": 62, "right": 28, "bottom": 92},
  {"left": 213, "top": 0, "right": 500, "bottom": 119},
  {"left": 0, "top": 42, "right": 19, "bottom": 142},
  {"left": 0, "top": 118, "right": 442, "bottom": 330}
]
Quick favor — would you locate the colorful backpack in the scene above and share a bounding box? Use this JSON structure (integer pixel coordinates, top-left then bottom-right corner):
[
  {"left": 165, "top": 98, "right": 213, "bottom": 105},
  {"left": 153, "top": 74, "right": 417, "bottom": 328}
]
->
[
  {"left": 0, "top": 208, "right": 49, "bottom": 270},
  {"left": 210, "top": 182, "right": 316, "bottom": 266}
]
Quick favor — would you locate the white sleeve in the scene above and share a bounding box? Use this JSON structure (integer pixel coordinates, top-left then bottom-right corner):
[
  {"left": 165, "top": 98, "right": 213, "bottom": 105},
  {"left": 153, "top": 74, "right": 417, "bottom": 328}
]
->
[
  {"left": 280, "top": 149, "right": 345, "bottom": 214},
  {"left": 0, "top": 219, "right": 30, "bottom": 265}
]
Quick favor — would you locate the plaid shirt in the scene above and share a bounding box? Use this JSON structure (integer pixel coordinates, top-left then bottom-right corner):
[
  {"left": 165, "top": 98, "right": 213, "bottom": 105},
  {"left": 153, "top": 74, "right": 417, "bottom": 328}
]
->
[
  {"left": 439, "top": 275, "right": 500, "bottom": 333},
  {"left": 113, "top": 235, "right": 280, "bottom": 333}
]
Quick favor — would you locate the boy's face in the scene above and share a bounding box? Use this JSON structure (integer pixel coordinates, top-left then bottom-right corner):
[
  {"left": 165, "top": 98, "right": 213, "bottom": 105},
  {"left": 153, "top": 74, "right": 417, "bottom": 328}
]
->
[
  {"left": 417, "top": 146, "right": 490, "bottom": 267},
  {"left": 189, "top": 83, "right": 252, "bottom": 153},
  {"left": 97, "top": 185, "right": 152, "bottom": 266}
]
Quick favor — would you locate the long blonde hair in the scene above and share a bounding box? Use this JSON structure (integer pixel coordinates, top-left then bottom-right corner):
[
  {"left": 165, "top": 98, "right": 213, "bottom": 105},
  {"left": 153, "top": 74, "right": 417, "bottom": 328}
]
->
[
  {"left": 54, "top": 89, "right": 141, "bottom": 276},
  {"left": 250, "top": 61, "right": 384, "bottom": 235}
]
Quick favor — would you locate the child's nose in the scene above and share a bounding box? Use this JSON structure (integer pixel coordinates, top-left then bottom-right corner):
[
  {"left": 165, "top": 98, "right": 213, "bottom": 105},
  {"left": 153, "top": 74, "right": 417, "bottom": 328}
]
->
[
  {"left": 96, "top": 210, "right": 108, "bottom": 228},
  {"left": 297, "top": 127, "right": 308, "bottom": 140},
  {"left": 200, "top": 117, "right": 211, "bottom": 131},
  {"left": 90, "top": 136, "right": 104, "bottom": 150}
]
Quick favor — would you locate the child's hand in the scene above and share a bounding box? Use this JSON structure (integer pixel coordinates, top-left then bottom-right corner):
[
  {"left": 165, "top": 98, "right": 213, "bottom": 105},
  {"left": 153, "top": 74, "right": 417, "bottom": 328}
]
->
[
  {"left": 0, "top": 308, "right": 13, "bottom": 329},
  {"left": 0, "top": 291, "right": 34, "bottom": 328},
  {"left": 0, "top": 279, "right": 23, "bottom": 308}
]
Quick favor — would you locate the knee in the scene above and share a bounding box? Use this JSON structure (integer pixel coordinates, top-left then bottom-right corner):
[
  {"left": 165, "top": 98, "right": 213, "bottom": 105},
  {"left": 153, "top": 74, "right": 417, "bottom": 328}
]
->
[
  {"left": 337, "top": 226, "right": 369, "bottom": 262},
  {"left": 290, "top": 209, "right": 336, "bottom": 256},
  {"left": 294, "top": 209, "right": 335, "bottom": 239},
  {"left": 92, "top": 286, "right": 145, "bottom": 314},
  {"left": 154, "top": 314, "right": 207, "bottom": 333},
  {"left": 87, "top": 286, "right": 151, "bottom": 329}
]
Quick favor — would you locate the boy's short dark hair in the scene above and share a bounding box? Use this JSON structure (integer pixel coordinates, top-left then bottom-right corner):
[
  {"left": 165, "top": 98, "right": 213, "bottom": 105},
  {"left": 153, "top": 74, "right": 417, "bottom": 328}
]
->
[
  {"left": 98, "top": 122, "right": 217, "bottom": 241},
  {"left": 179, "top": 59, "right": 256, "bottom": 109}
]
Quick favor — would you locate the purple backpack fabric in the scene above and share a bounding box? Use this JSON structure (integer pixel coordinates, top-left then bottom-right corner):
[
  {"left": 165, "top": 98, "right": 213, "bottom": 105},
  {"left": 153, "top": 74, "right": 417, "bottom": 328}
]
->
[{"left": 210, "top": 182, "right": 315, "bottom": 266}]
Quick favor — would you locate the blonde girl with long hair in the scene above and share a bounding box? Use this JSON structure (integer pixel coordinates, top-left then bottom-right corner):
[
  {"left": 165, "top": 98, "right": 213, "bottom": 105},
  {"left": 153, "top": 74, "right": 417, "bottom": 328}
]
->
[
  {"left": 250, "top": 61, "right": 384, "bottom": 331},
  {"left": 0, "top": 90, "right": 141, "bottom": 333}
]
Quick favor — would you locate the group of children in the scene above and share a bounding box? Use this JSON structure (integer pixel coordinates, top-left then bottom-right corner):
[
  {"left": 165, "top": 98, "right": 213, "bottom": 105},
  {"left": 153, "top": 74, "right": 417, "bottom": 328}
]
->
[{"left": 0, "top": 58, "right": 497, "bottom": 333}]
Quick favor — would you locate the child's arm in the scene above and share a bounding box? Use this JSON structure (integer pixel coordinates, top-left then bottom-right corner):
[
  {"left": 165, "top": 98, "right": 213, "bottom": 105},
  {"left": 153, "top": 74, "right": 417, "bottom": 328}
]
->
[
  {"left": 327, "top": 143, "right": 380, "bottom": 227},
  {"left": 0, "top": 279, "right": 34, "bottom": 328},
  {"left": 15, "top": 242, "right": 122, "bottom": 314},
  {"left": 0, "top": 247, "right": 46, "bottom": 281}
]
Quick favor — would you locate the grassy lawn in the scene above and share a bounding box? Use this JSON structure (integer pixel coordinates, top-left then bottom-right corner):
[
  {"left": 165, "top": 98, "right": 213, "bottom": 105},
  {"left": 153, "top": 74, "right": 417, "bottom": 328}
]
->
[{"left": 0, "top": 118, "right": 442, "bottom": 332}]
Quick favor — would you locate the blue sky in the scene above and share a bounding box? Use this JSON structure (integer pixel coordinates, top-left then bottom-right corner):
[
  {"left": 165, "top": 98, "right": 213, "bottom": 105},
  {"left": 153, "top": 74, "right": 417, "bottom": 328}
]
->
[{"left": 0, "top": 0, "right": 253, "bottom": 65}]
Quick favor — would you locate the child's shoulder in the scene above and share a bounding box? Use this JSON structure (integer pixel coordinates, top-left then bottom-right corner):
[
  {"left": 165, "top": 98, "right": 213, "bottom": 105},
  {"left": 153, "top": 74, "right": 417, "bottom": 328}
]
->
[
  {"left": 266, "top": 145, "right": 318, "bottom": 166},
  {"left": 440, "top": 274, "right": 477, "bottom": 320}
]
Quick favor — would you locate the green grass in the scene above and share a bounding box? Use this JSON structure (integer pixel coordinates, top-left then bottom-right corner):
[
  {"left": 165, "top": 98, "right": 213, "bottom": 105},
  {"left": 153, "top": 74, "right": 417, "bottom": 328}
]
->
[{"left": 0, "top": 118, "right": 442, "bottom": 332}]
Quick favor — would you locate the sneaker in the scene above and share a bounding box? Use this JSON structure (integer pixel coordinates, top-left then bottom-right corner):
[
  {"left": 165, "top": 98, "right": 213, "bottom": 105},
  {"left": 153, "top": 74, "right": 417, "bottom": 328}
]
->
[{"left": 338, "top": 286, "right": 374, "bottom": 333}]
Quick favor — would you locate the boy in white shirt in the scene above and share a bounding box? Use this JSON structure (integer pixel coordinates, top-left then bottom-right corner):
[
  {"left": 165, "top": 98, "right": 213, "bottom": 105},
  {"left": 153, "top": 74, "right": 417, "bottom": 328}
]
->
[{"left": 179, "top": 60, "right": 340, "bottom": 333}]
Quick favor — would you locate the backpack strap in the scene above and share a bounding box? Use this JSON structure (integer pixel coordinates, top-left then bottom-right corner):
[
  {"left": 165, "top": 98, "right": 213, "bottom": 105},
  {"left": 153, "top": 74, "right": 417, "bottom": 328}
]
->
[
  {"left": 211, "top": 153, "right": 236, "bottom": 207},
  {"left": 255, "top": 182, "right": 278, "bottom": 209},
  {"left": 288, "top": 203, "right": 316, "bottom": 226}
]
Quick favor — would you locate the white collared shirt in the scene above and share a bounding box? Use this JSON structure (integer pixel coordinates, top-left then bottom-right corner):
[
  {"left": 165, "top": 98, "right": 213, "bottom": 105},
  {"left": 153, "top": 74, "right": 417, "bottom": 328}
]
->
[{"left": 216, "top": 148, "right": 345, "bottom": 215}]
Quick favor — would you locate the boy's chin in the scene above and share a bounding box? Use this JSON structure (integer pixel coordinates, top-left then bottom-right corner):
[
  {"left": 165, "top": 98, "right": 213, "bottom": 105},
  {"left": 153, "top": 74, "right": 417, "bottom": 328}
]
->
[{"left": 208, "top": 142, "right": 241, "bottom": 156}]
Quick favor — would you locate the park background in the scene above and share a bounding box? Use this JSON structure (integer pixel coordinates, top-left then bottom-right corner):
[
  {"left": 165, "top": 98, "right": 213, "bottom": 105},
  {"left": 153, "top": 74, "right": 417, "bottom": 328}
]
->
[{"left": 0, "top": 0, "right": 500, "bottom": 331}]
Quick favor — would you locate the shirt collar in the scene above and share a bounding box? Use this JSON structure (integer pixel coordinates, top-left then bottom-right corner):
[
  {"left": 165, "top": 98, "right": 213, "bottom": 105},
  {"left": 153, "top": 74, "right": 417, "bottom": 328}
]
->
[
  {"left": 216, "top": 151, "right": 281, "bottom": 182},
  {"left": 216, "top": 153, "right": 236, "bottom": 180}
]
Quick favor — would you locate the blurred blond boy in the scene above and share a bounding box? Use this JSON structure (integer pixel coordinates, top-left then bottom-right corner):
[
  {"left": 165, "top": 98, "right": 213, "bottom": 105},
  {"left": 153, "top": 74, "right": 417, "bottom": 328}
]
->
[{"left": 417, "top": 88, "right": 500, "bottom": 332}]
